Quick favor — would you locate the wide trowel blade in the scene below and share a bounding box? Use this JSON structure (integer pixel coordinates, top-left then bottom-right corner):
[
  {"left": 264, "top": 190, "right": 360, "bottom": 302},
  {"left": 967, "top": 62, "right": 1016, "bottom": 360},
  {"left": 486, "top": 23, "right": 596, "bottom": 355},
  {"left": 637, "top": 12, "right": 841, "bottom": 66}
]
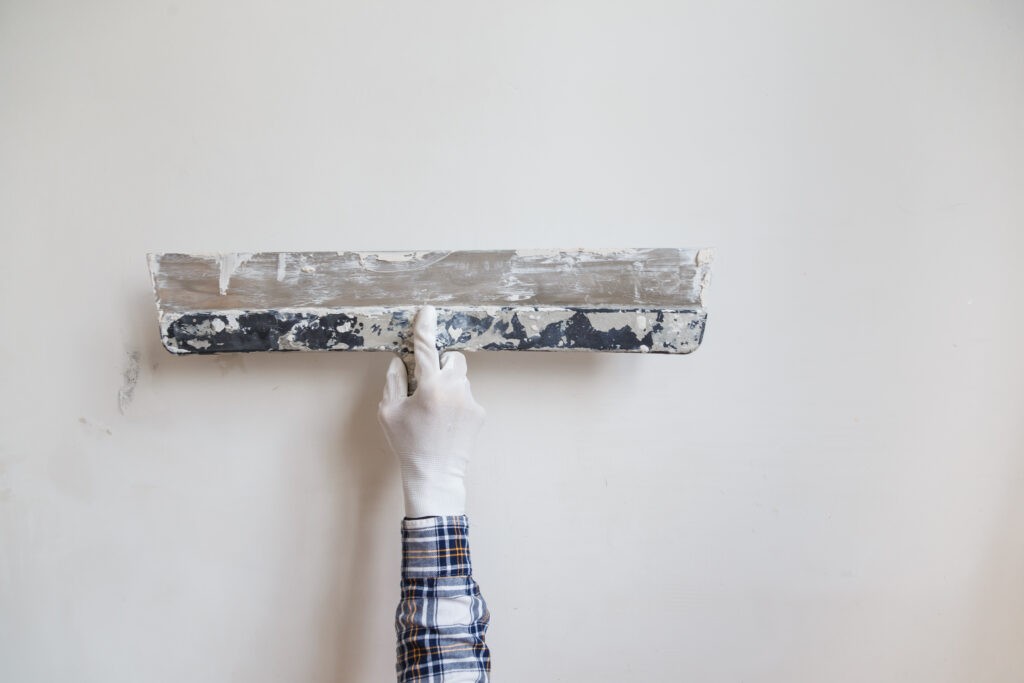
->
[{"left": 147, "top": 248, "right": 713, "bottom": 356}]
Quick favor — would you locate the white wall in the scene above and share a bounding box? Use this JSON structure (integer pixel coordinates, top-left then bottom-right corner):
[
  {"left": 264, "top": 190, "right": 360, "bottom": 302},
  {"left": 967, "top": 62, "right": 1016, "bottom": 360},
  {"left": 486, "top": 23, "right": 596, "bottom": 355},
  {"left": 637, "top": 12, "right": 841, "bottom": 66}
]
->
[{"left": 2, "top": 2, "right": 1022, "bottom": 681}]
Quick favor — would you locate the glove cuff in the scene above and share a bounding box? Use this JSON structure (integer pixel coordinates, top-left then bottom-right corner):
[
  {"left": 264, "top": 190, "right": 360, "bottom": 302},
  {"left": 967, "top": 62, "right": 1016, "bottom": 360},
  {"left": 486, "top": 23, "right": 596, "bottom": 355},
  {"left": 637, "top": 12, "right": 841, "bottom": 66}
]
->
[{"left": 402, "top": 473, "right": 467, "bottom": 518}]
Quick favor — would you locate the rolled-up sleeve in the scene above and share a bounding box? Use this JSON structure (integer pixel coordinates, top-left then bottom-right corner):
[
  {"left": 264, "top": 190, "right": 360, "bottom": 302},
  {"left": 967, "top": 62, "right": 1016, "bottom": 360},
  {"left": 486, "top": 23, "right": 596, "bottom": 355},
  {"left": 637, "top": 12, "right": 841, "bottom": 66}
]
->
[{"left": 396, "top": 515, "right": 491, "bottom": 683}]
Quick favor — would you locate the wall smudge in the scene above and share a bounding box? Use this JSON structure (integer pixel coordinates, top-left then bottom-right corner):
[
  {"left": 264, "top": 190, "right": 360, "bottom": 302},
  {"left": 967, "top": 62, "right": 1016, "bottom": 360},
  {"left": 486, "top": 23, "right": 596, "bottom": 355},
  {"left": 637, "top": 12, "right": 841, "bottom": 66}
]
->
[{"left": 79, "top": 416, "right": 113, "bottom": 436}]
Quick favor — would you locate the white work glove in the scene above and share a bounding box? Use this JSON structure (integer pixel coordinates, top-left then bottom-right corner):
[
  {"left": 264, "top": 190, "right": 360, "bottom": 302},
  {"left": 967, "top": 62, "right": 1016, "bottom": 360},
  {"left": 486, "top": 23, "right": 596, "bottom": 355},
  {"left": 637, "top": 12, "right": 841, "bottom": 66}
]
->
[{"left": 378, "top": 305, "right": 486, "bottom": 518}]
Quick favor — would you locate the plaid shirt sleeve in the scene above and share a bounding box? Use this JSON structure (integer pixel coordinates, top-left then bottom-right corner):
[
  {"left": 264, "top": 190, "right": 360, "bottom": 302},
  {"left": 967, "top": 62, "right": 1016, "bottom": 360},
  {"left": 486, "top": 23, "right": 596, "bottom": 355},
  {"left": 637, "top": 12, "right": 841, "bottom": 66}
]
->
[{"left": 396, "top": 515, "right": 491, "bottom": 683}]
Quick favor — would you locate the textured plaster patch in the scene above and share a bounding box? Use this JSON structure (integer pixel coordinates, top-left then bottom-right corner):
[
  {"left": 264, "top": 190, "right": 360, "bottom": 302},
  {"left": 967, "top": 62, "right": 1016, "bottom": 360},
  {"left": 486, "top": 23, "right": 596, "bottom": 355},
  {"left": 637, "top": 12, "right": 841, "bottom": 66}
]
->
[{"left": 118, "top": 350, "right": 140, "bottom": 414}]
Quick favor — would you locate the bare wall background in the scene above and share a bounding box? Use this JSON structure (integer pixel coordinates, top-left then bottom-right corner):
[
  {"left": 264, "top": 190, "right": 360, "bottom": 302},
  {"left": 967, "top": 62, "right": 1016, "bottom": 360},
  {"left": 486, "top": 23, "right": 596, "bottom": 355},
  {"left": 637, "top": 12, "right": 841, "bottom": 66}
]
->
[{"left": 1, "top": 1, "right": 1022, "bottom": 681}]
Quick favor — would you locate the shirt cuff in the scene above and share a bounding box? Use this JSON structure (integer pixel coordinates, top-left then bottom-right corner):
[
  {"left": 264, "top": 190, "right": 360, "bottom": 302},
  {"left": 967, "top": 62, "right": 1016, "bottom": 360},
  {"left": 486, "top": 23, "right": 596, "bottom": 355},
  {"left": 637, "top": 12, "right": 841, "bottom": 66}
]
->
[{"left": 401, "top": 515, "right": 473, "bottom": 579}]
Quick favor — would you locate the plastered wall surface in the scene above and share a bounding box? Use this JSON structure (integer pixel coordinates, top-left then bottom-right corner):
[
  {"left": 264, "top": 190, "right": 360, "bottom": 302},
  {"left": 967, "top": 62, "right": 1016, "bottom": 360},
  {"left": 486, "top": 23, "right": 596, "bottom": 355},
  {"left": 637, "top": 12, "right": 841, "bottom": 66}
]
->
[{"left": 1, "top": 2, "right": 1022, "bottom": 681}]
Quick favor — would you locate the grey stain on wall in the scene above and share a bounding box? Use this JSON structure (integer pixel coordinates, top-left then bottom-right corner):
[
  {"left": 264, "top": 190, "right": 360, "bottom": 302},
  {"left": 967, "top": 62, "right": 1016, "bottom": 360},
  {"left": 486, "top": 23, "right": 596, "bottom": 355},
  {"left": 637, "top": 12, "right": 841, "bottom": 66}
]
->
[{"left": 79, "top": 416, "right": 113, "bottom": 436}]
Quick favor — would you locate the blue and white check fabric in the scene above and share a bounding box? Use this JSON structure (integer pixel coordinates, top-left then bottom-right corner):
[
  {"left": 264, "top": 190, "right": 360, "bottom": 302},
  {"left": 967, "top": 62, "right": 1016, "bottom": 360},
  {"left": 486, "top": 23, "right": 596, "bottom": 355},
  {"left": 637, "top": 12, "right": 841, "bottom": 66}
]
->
[{"left": 396, "top": 516, "right": 491, "bottom": 682}]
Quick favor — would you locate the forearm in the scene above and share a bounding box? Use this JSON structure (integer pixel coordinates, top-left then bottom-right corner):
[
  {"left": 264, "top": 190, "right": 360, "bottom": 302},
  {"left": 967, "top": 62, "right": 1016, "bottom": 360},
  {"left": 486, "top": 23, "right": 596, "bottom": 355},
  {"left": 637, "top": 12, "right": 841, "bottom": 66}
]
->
[
  {"left": 395, "top": 516, "right": 490, "bottom": 683},
  {"left": 382, "top": 306, "right": 491, "bottom": 681}
]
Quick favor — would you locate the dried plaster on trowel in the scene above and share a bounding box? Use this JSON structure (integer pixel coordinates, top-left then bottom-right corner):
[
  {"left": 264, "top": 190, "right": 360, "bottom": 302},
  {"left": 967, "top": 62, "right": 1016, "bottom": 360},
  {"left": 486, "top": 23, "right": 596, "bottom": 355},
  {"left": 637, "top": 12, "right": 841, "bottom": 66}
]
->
[
  {"left": 160, "top": 305, "right": 705, "bottom": 355},
  {"left": 218, "top": 252, "right": 254, "bottom": 295}
]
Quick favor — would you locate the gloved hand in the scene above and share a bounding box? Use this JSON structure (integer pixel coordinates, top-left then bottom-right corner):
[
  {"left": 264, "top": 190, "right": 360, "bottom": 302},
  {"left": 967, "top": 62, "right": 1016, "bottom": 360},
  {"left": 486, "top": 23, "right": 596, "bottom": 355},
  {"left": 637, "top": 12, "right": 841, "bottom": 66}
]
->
[{"left": 378, "top": 305, "right": 486, "bottom": 518}]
